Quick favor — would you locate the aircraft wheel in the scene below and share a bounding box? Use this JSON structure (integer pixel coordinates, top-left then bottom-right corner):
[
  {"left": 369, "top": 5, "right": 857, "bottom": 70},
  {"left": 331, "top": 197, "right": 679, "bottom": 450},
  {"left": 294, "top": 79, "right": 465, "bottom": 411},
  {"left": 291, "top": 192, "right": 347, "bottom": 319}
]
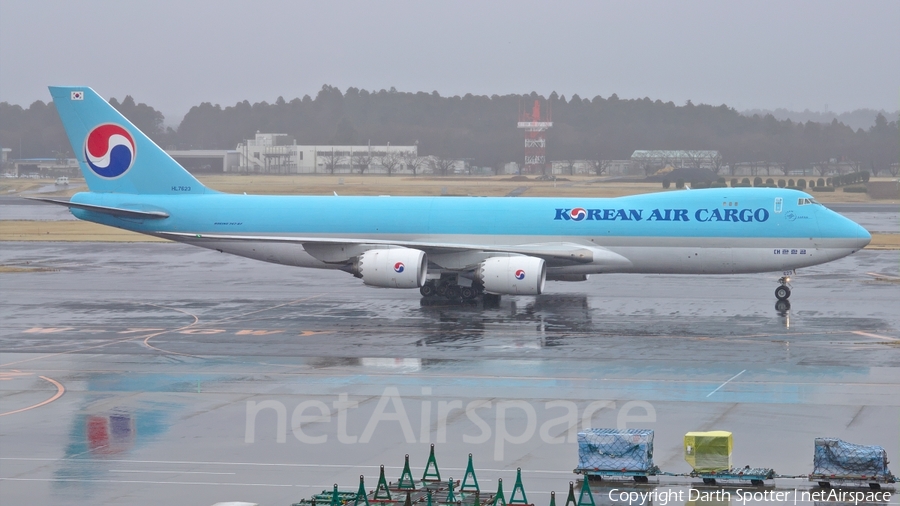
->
[
  {"left": 420, "top": 282, "right": 436, "bottom": 297},
  {"left": 460, "top": 286, "right": 476, "bottom": 300},
  {"left": 775, "top": 285, "right": 791, "bottom": 300},
  {"left": 436, "top": 283, "right": 449, "bottom": 297},
  {"left": 775, "top": 299, "right": 791, "bottom": 312},
  {"left": 446, "top": 284, "right": 461, "bottom": 299}
]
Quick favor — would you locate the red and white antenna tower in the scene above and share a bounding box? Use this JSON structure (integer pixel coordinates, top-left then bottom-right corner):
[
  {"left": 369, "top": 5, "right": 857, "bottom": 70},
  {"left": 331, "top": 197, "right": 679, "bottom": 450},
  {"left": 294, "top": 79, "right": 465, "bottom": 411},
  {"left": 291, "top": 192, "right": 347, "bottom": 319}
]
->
[{"left": 517, "top": 99, "right": 552, "bottom": 174}]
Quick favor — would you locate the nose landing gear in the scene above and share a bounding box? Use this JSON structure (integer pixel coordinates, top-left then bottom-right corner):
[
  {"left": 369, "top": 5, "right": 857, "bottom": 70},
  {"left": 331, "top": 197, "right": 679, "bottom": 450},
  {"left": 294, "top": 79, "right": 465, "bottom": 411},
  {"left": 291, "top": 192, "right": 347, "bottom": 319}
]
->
[
  {"left": 774, "top": 283, "right": 791, "bottom": 301},
  {"left": 774, "top": 272, "right": 793, "bottom": 312}
]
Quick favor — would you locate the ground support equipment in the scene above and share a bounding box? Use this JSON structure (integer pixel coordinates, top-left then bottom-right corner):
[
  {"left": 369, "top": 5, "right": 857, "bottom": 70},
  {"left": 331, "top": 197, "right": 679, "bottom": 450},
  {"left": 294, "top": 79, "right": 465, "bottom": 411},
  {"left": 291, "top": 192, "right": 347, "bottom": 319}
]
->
[
  {"left": 809, "top": 473, "right": 897, "bottom": 490},
  {"left": 689, "top": 467, "right": 775, "bottom": 486},
  {"left": 573, "top": 466, "right": 661, "bottom": 484}
]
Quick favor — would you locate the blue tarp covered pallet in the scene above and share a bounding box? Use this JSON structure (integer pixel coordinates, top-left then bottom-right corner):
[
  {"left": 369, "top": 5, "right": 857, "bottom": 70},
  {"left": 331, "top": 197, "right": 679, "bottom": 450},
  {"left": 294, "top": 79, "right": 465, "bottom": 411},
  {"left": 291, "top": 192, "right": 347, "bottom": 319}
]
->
[
  {"left": 575, "top": 429, "right": 655, "bottom": 474},
  {"left": 811, "top": 438, "right": 895, "bottom": 483}
]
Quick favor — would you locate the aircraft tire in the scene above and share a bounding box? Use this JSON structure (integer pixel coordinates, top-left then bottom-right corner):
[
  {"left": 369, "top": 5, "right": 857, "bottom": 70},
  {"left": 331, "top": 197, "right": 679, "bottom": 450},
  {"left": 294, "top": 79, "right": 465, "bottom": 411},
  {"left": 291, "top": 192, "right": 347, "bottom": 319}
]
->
[
  {"left": 460, "top": 286, "right": 476, "bottom": 299},
  {"left": 446, "top": 284, "right": 461, "bottom": 299},
  {"left": 420, "top": 282, "right": 436, "bottom": 297},
  {"left": 775, "top": 286, "right": 791, "bottom": 300}
]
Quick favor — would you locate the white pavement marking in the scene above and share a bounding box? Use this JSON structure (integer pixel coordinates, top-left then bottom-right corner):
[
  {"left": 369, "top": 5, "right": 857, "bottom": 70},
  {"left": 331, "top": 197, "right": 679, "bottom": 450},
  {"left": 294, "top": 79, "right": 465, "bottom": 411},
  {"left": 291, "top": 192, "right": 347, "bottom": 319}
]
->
[
  {"left": 866, "top": 272, "right": 900, "bottom": 281},
  {"left": 707, "top": 369, "right": 746, "bottom": 397},
  {"left": 851, "top": 330, "right": 899, "bottom": 341}
]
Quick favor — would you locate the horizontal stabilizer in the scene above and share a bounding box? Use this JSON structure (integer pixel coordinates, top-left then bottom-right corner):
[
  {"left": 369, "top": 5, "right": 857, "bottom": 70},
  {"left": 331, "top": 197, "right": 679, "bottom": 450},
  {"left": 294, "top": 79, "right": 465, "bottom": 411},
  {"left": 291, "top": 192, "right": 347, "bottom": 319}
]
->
[{"left": 26, "top": 197, "right": 170, "bottom": 219}]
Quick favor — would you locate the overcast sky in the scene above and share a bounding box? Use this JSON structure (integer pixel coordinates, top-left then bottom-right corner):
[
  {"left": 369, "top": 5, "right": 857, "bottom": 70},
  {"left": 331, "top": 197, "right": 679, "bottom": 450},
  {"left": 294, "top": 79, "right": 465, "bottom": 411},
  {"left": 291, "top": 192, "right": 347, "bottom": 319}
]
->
[{"left": 1, "top": 0, "right": 897, "bottom": 122}]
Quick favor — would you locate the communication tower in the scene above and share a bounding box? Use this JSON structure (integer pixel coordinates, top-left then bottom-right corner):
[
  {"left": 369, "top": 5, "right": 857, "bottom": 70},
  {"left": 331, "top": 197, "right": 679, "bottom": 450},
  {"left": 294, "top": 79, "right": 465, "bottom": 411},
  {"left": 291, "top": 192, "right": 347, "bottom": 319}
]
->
[{"left": 517, "top": 99, "right": 552, "bottom": 174}]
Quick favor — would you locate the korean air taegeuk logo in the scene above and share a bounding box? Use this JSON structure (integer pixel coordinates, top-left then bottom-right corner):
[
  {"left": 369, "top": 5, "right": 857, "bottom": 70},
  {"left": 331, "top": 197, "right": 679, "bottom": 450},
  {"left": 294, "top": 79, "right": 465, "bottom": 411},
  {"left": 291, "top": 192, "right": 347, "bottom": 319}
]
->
[{"left": 84, "top": 124, "right": 136, "bottom": 178}]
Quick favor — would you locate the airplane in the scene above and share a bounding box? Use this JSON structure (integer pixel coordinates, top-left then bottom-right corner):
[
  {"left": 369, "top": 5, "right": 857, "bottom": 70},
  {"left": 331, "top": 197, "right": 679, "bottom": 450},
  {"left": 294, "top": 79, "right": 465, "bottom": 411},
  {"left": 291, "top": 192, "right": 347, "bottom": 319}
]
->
[{"left": 33, "top": 86, "right": 871, "bottom": 305}]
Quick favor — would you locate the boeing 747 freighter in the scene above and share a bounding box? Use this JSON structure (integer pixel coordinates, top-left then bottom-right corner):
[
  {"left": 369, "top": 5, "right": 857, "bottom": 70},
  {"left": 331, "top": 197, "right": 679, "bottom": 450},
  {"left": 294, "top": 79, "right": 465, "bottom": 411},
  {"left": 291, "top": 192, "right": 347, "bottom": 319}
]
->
[{"left": 33, "top": 87, "right": 871, "bottom": 303}]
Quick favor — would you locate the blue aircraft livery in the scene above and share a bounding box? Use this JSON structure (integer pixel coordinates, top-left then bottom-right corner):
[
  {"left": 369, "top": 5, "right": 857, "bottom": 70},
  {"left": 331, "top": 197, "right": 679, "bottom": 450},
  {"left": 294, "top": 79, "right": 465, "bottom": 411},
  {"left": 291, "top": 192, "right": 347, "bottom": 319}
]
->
[{"left": 34, "top": 86, "right": 871, "bottom": 299}]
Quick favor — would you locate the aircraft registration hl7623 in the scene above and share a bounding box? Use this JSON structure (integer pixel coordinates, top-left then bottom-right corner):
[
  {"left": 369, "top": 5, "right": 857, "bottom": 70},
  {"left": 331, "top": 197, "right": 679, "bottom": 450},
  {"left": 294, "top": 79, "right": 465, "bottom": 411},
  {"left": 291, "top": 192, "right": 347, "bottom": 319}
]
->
[{"left": 36, "top": 86, "right": 871, "bottom": 302}]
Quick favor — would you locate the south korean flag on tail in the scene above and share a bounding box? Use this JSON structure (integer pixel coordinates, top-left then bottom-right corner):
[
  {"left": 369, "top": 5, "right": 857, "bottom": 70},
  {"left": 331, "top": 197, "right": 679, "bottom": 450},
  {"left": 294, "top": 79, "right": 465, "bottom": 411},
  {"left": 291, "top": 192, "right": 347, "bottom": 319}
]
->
[{"left": 70, "top": 91, "right": 84, "bottom": 100}]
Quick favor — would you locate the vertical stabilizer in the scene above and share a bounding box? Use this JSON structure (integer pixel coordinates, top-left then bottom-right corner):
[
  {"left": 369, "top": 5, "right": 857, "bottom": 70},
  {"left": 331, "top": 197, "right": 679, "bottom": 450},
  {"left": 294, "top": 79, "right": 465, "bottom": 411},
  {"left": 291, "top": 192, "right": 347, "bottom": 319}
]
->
[{"left": 49, "top": 86, "right": 212, "bottom": 195}]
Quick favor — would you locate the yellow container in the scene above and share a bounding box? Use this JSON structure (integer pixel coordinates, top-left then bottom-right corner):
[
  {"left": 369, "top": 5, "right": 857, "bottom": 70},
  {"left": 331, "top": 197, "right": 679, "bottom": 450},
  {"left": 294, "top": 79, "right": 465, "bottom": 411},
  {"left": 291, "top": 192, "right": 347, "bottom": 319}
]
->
[{"left": 684, "top": 431, "right": 733, "bottom": 472}]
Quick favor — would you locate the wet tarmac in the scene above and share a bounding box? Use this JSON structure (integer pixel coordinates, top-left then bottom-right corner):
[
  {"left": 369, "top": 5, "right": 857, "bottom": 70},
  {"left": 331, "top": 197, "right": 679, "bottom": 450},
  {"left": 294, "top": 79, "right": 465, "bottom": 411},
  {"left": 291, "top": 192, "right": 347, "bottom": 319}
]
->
[{"left": 1, "top": 242, "right": 898, "bottom": 506}]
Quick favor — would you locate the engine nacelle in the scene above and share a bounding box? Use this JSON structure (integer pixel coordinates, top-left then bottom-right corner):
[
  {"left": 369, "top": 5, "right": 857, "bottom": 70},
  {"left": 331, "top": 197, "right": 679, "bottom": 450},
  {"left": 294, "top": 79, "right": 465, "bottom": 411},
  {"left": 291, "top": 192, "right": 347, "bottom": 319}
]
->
[
  {"left": 351, "top": 248, "right": 427, "bottom": 288},
  {"left": 475, "top": 256, "right": 546, "bottom": 295}
]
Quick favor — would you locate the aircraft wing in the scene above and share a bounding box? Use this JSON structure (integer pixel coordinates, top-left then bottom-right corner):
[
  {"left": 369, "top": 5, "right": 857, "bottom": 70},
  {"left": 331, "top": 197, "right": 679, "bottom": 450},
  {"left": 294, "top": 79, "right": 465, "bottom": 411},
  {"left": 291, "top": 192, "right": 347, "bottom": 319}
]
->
[{"left": 155, "top": 231, "right": 631, "bottom": 268}]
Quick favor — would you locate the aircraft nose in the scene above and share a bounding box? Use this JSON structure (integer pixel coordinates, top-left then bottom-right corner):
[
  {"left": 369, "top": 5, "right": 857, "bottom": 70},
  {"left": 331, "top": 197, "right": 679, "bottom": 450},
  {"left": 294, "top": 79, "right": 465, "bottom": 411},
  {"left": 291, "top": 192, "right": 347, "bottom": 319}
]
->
[{"left": 857, "top": 223, "right": 872, "bottom": 249}]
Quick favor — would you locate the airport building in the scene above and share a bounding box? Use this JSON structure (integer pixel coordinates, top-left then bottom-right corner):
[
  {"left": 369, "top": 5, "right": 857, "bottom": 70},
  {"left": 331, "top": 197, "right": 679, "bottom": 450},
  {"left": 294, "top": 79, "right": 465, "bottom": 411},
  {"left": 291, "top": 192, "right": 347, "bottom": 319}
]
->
[
  {"left": 235, "top": 133, "right": 418, "bottom": 174},
  {"left": 3, "top": 157, "right": 80, "bottom": 178},
  {"left": 167, "top": 150, "right": 241, "bottom": 174}
]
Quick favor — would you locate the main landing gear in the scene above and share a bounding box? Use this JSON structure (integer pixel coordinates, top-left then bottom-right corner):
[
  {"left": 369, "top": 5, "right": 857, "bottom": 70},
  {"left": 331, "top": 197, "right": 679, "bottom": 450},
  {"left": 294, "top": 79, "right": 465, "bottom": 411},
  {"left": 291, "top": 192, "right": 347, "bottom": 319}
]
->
[
  {"left": 420, "top": 274, "right": 499, "bottom": 306},
  {"left": 420, "top": 278, "right": 483, "bottom": 301}
]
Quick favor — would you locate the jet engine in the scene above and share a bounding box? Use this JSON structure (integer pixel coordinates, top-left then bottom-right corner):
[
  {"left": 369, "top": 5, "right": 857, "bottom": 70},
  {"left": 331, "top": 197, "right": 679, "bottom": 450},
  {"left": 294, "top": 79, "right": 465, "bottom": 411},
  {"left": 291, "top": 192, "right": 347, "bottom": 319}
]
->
[
  {"left": 475, "top": 256, "right": 546, "bottom": 295},
  {"left": 351, "top": 248, "right": 427, "bottom": 288}
]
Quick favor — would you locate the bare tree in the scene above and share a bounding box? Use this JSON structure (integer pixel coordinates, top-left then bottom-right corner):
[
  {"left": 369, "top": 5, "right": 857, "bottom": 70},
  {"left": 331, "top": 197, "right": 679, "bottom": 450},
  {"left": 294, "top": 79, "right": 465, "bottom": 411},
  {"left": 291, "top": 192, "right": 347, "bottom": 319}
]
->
[
  {"left": 814, "top": 160, "right": 832, "bottom": 177},
  {"left": 586, "top": 159, "right": 610, "bottom": 176},
  {"left": 561, "top": 160, "right": 576, "bottom": 175},
  {"left": 401, "top": 151, "right": 424, "bottom": 176},
  {"left": 317, "top": 149, "right": 344, "bottom": 174},
  {"left": 352, "top": 152, "right": 372, "bottom": 174},
  {"left": 710, "top": 153, "right": 725, "bottom": 175},
  {"left": 429, "top": 155, "right": 457, "bottom": 176},
  {"left": 682, "top": 150, "right": 704, "bottom": 169},
  {"left": 378, "top": 151, "right": 401, "bottom": 176}
]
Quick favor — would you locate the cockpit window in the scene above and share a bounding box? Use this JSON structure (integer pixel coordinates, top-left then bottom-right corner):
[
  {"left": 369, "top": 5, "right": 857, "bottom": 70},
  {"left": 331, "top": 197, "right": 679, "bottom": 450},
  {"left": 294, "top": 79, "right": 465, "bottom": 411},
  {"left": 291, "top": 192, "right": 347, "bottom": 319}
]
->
[{"left": 797, "top": 197, "right": 821, "bottom": 206}]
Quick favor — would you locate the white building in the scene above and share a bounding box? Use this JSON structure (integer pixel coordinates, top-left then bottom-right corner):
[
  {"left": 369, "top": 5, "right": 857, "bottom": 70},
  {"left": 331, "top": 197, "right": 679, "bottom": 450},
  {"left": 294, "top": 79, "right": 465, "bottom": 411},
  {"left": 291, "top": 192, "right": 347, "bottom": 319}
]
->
[{"left": 236, "top": 133, "right": 418, "bottom": 174}]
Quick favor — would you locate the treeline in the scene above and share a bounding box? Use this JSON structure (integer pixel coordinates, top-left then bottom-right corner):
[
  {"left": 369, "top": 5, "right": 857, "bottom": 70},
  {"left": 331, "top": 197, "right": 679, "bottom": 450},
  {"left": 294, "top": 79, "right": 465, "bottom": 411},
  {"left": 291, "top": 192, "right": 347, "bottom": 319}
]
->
[
  {"left": 1, "top": 85, "right": 897, "bottom": 175},
  {"left": 0, "top": 96, "right": 173, "bottom": 161}
]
